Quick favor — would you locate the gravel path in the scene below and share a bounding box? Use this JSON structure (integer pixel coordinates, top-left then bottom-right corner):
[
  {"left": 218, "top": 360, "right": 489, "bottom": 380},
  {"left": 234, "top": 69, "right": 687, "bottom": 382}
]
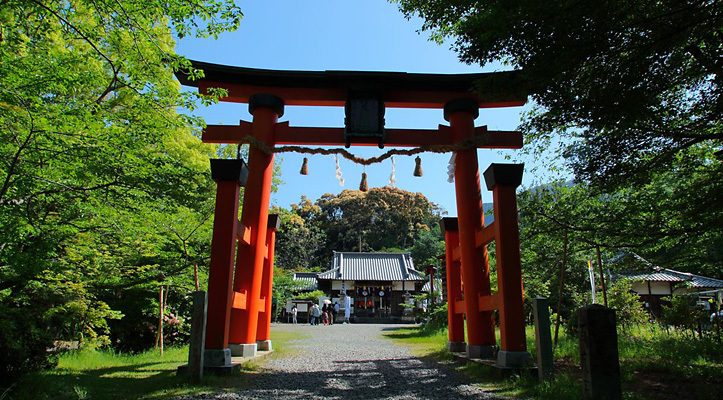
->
[{"left": 181, "top": 323, "right": 507, "bottom": 400}]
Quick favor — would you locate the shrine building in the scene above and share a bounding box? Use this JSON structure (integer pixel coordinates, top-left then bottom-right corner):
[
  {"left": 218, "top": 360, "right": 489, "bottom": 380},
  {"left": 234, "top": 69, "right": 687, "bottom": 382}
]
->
[{"left": 314, "top": 252, "right": 427, "bottom": 322}]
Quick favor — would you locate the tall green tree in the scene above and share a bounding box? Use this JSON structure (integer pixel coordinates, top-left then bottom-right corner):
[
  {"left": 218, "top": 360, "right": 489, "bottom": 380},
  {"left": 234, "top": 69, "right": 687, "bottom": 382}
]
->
[
  {"left": 394, "top": 0, "right": 723, "bottom": 278},
  {"left": 316, "top": 187, "right": 443, "bottom": 262},
  {"left": 0, "top": 0, "right": 242, "bottom": 379},
  {"left": 394, "top": 0, "right": 722, "bottom": 188}
]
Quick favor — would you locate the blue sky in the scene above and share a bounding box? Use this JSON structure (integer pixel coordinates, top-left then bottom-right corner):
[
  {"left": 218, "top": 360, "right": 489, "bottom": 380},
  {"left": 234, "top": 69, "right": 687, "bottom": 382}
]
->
[{"left": 176, "top": 1, "right": 542, "bottom": 214}]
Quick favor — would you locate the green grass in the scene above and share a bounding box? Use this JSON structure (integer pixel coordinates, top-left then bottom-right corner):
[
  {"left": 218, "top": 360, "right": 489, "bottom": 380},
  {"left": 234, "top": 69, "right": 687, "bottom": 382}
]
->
[
  {"left": 7, "top": 329, "right": 303, "bottom": 400},
  {"left": 383, "top": 324, "right": 723, "bottom": 400}
]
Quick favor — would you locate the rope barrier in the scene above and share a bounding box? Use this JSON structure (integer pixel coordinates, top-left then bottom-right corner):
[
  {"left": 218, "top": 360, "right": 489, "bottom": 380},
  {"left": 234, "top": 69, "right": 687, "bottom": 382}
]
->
[{"left": 237, "top": 134, "right": 492, "bottom": 166}]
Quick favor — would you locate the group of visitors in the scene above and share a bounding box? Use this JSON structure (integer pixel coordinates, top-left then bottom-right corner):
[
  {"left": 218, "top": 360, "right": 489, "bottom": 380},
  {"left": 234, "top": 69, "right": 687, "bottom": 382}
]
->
[{"left": 290, "top": 302, "right": 341, "bottom": 325}]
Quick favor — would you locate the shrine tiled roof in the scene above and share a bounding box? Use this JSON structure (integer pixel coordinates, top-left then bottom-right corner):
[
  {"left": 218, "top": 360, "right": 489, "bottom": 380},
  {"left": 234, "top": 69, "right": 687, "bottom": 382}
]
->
[
  {"left": 318, "top": 252, "right": 426, "bottom": 282},
  {"left": 622, "top": 269, "right": 723, "bottom": 289},
  {"left": 615, "top": 252, "right": 723, "bottom": 289},
  {"left": 292, "top": 272, "right": 318, "bottom": 291}
]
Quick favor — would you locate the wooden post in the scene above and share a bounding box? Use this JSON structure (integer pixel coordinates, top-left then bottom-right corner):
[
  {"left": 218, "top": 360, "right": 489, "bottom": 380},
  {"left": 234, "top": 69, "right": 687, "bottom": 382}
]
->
[
  {"left": 228, "top": 94, "right": 283, "bottom": 357},
  {"left": 553, "top": 229, "right": 568, "bottom": 348},
  {"left": 447, "top": 99, "right": 496, "bottom": 359},
  {"left": 441, "top": 218, "right": 465, "bottom": 352},
  {"left": 484, "top": 163, "right": 530, "bottom": 367},
  {"left": 156, "top": 285, "right": 164, "bottom": 355},
  {"left": 255, "top": 214, "right": 281, "bottom": 351},
  {"left": 596, "top": 245, "right": 608, "bottom": 307},
  {"left": 533, "top": 298, "right": 554, "bottom": 382},
  {"left": 187, "top": 291, "right": 208, "bottom": 382},
  {"left": 204, "top": 158, "right": 248, "bottom": 367}
]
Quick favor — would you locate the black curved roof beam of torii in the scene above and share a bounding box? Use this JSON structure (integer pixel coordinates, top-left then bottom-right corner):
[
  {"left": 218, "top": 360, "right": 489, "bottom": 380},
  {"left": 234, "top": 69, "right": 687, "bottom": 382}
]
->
[{"left": 175, "top": 60, "right": 528, "bottom": 148}]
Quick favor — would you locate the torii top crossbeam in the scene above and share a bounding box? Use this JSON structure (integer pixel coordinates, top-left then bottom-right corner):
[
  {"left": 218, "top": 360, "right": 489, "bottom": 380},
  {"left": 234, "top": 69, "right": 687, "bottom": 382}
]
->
[{"left": 175, "top": 60, "right": 527, "bottom": 148}]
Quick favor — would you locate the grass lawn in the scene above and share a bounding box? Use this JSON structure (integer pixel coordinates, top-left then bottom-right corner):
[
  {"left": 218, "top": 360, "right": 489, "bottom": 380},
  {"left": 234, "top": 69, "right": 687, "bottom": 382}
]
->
[
  {"left": 383, "top": 324, "right": 723, "bottom": 400},
  {"left": 7, "top": 329, "right": 304, "bottom": 400}
]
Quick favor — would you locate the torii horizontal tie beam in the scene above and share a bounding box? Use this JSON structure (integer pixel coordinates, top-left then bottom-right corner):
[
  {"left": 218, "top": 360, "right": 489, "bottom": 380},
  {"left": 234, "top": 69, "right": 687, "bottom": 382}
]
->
[{"left": 203, "top": 121, "right": 522, "bottom": 149}]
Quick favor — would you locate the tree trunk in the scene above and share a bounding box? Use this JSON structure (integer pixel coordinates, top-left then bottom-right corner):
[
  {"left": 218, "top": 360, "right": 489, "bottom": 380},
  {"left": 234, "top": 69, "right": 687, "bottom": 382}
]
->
[
  {"left": 155, "top": 285, "right": 164, "bottom": 355},
  {"left": 554, "top": 229, "right": 568, "bottom": 348},
  {"left": 596, "top": 245, "right": 608, "bottom": 307}
]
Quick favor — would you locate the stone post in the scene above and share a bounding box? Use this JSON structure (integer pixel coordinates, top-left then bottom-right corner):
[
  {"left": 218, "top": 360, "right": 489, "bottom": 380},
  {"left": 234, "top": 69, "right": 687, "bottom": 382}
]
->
[
  {"left": 187, "top": 291, "right": 208, "bottom": 382},
  {"left": 533, "top": 297, "right": 554, "bottom": 382},
  {"left": 578, "top": 305, "right": 622, "bottom": 400}
]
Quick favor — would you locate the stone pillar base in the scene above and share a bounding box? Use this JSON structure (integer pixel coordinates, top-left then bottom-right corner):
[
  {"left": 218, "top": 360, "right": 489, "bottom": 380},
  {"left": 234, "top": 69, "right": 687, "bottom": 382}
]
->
[
  {"left": 447, "top": 341, "right": 467, "bottom": 352},
  {"left": 229, "top": 343, "right": 257, "bottom": 357},
  {"left": 256, "top": 340, "right": 272, "bottom": 351},
  {"left": 497, "top": 350, "right": 532, "bottom": 368},
  {"left": 203, "top": 348, "right": 231, "bottom": 367},
  {"left": 467, "top": 344, "right": 496, "bottom": 359}
]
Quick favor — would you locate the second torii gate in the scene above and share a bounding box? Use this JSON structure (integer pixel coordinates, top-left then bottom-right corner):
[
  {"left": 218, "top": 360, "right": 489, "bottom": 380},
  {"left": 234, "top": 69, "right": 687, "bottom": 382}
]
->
[{"left": 176, "top": 61, "right": 531, "bottom": 368}]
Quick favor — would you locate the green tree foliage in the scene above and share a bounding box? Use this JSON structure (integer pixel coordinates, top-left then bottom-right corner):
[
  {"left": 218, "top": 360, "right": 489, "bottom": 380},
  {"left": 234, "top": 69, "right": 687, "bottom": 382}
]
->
[
  {"left": 271, "top": 198, "right": 327, "bottom": 270},
  {"left": 272, "top": 271, "right": 296, "bottom": 320},
  {"left": 393, "top": 0, "right": 723, "bottom": 281},
  {"left": 273, "top": 187, "right": 444, "bottom": 271},
  {"left": 661, "top": 293, "right": 711, "bottom": 338},
  {"left": 0, "top": 0, "right": 242, "bottom": 380},
  {"left": 410, "top": 228, "right": 445, "bottom": 269},
  {"left": 295, "top": 290, "right": 328, "bottom": 303},
  {"left": 316, "top": 187, "right": 443, "bottom": 258},
  {"left": 394, "top": 0, "right": 721, "bottom": 188},
  {"left": 606, "top": 279, "right": 648, "bottom": 331}
]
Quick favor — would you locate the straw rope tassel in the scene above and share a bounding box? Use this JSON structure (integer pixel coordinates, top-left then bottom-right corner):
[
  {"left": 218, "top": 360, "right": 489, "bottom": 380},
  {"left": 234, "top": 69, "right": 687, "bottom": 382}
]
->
[
  {"left": 359, "top": 172, "right": 368, "bottom": 192},
  {"left": 388, "top": 156, "right": 396, "bottom": 187},
  {"left": 300, "top": 157, "right": 309, "bottom": 175},
  {"left": 413, "top": 156, "right": 423, "bottom": 177},
  {"left": 334, "top": 155, "right": 345, "bottom": 186}
]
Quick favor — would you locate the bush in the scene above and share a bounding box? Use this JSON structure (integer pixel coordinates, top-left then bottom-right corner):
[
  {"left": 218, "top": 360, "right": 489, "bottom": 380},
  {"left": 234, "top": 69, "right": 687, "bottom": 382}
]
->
[
  {"left": 424, "top": 302, "right": 448, "bottom": 332},
  {"left": 660, "top": 293, "right": 710, "bottom": 337},
  {"left": 607, "top": 279, "right": 648, "bottom": 330},
  {"left": 0, "top": 301, "right": 57, "bottom": 384},
  {"left": 295, "top": 290, "right": 328, "bottom": 303}
]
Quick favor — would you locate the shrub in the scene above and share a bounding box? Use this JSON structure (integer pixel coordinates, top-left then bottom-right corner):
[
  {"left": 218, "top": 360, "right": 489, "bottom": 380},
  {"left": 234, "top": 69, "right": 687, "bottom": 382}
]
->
[
  {"left": 660, "top": 293, "right": 710, "bottom": 338},
  {"left": 606, "top": 279, "right": 648, "bottom": 330},
  {"left": 295, "top": 290, "right": 328, "bottom": 303},
  {"left": 0, "top": 301, "right": 57, "bottom": 384}
]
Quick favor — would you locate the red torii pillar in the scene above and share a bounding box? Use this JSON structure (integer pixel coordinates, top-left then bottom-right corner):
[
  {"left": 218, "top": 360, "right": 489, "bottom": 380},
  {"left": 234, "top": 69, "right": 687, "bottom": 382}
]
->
[
  {"left": 228, "top": 94, "right": 284, "bottom": 357},
  {"left": 447, "top": 99, "right": 496, "bottom": 359},
  {"left": 483, "top": 164, "right": 531, "bottom": 367},
  {"left": 204, "top": 159, "right": 248, "bottom": 367},
  {"left": 255, "top": 214, "right": 281, "bottom": 351},
  {"left": 440, "top": 217, "right": 465, "bottom": 352}
]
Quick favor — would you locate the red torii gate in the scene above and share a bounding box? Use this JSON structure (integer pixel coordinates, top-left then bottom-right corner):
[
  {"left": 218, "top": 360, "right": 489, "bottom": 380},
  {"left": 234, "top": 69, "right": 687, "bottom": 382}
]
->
[{"left": 177, "top": 61, "right": 531, "bottom": 368}]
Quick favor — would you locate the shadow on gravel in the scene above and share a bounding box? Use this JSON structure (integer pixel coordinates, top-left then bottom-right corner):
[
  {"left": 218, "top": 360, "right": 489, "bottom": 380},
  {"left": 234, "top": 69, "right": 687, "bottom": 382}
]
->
[{"left": 177, "top": 356, "right": 502, "bottom": 400}]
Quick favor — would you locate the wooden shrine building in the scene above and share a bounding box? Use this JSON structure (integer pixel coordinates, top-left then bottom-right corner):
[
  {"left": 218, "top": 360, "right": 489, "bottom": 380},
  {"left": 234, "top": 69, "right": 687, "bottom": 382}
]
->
[{"left": 317, "top": 252, "right": 426, "bottom": 321}]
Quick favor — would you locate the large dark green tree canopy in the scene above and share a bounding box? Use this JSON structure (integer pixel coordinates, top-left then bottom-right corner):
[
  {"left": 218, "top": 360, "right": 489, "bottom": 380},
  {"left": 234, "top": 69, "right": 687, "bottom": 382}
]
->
[
  {"left": 394, "top": 0, "right": 722, "bottom": 189},
  {"left": 272, "top": 187, "right": 444, "bottom": 271}
]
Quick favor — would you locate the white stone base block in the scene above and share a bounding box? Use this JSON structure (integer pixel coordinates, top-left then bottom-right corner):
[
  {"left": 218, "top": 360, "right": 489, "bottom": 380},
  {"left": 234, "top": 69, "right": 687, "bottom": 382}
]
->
[{"left": 229, "top": 343, "right": 257, "bottom": 357}]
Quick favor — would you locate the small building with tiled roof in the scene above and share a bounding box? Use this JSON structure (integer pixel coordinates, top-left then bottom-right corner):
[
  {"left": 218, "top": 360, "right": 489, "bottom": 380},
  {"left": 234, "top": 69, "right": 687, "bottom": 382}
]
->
[
  {"left": 614, "top": 252, "right": 723, "bottom": 317},
  {"left": 291, "top": 272, "right": 318, "bottom": 292},
  {"left": 316, "top": 252, "right": 427, "bottom": 321}
]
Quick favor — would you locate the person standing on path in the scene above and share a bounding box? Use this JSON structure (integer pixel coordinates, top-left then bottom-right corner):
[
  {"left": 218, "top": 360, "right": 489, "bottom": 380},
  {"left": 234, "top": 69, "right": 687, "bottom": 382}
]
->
[
  {"left": 311, "top": 303, "right": 321, "bottom": 325},
  {"left": 291, "top": 306, "right": 297, "bottom": 324}
]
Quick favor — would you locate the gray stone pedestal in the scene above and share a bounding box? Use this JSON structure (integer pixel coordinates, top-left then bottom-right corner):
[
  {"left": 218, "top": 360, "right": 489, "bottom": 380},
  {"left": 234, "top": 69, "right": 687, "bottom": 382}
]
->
[
  {"left": 256, "top": 340, "right": 272, "bottom": 351},
  {"left": 229, "top": 343, "right": 257, "bottom": 357},
  {"left": 497, "top": 350, "right": 532, "bottom": 368},
  {"left": 467, "top": 344, "right": 496, "bottom": 359},
  {"left": 203, "top": 348, "right": 231, "bottom": 367},
  {"left": 447, "top": 341, "right": 466, "bottom": 352}
]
